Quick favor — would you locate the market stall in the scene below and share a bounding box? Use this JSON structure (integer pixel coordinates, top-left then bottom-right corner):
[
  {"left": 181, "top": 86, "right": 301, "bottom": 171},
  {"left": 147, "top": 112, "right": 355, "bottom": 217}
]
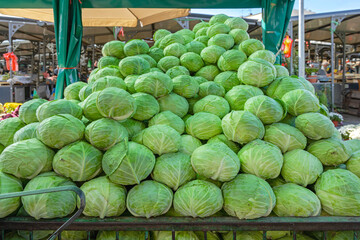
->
[{"left": 3, "top": 1, "right": 360, "bottom": 240}]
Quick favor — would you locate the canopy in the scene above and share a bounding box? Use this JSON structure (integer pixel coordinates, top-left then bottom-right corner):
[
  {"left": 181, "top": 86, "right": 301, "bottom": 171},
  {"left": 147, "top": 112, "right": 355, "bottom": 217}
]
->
[
  {"left": 0, "top": 8, "right": 190, "bottom": 27},
  {"left": 1, "top": 0, "right": 295, "bottom": 99},
  {"left": 2, "top": 0, "right": 262, "bottom": 9}
]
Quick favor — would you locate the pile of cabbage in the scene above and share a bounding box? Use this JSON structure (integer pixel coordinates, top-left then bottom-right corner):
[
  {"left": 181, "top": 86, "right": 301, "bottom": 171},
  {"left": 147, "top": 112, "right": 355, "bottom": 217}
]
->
[{"left": 1, "top": 13, "right": 360, "bottom": 240}]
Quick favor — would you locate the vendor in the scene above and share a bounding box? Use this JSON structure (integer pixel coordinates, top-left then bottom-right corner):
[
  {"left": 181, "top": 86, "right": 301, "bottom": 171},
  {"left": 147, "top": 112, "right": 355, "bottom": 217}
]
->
[{"left": 318, "top": 61, "right": 331, "bottom": 76}]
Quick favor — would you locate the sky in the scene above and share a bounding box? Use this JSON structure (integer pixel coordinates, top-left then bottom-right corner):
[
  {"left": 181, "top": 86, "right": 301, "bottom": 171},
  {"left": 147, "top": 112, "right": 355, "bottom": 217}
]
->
[{"left": 191, "top": 0, "right": 358, "bottom": 17}]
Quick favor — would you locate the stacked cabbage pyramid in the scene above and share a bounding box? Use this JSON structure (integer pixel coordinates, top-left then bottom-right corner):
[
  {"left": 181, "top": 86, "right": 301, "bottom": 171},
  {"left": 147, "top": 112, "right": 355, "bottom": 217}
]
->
[{"left": 1, "top": 13, "right": 360, "bottom": 240}]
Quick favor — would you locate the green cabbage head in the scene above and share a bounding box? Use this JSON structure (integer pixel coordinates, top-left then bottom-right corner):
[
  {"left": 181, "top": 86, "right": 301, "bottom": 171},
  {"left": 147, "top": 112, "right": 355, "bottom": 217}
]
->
[
  {"left": 127, "top": 180, "right": 173, "bottom": 218},
  {"left": 222, "top": 174, "right": 275, "bottom": 219},
  {"left": 79, "top": 176, "right": 126, "bottom": 218}
]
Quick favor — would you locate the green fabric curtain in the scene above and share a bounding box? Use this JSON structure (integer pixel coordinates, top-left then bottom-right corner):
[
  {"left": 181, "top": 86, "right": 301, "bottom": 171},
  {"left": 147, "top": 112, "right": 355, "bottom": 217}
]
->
[
  {"left": 53, "top": 0, "right": 83, "bottom": 99},
  {"left": 262, "top": 0, "right": 295, "bottom": 63}
]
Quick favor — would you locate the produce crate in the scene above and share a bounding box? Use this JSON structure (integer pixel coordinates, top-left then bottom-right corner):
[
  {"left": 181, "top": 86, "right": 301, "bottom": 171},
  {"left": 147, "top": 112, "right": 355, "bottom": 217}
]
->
[{"left": 1, "top": 187, "right": 360, "bottom": 240}]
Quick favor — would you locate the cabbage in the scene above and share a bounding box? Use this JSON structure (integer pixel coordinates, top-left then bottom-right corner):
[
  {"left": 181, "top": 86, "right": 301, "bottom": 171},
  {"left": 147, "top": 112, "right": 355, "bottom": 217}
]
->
[
  {"left": 152, "top": 152, "right": 196, "bottom": 190},
  {"left": 209, "top": 14, "right": 230, "bottom": 25},
  {"left": 0, "top": 172, "right": 23, "bottom": 218},
  {"left": 96, "top": 87, "right": 137, "bottom": 120},
  {"left": 124, "top": 39, "right": 149, "bottom": 56},
  {"left": 79, "top": 176, "right": 126, "bottom": 218},
  {"left": 22, "top": 172, "right": 77, "bottom": 219},
  {"left": 180, "top": 52, "right": 204, "bottom": 73},
  {"left": 36, "top": 99, "right": 82, "bottom": 122},
  {"left": 157, "top": 56, "right": 180, "bottom": 72},
  {"left": 200, "top": 46, "right": 226, "bottom": 64},
  {"left": 193, "top": 95, "right": 230, "bottom": 118},
  {"left": 120, "top": 119, "right": 145, "bottom": 139},
  {"left": 239, "top": 39, "right": 265, "bottom": 56},
  {"left": 102, "top": 40, "right": 125, "bottom": 59},
  {"left": 173, "top": 180, "right": 223, "bottom": 217},
  {"left": 176, "top": 134, "right": 200, "bottom": 153},
  {"left": 132, "top": 92, "right": 160, "bottom": 121},
  {"left": 273, "top": 183, "right": 321, "bottom": 217},
  {"left": 224, "top": 17, "right": 249, "bottom": 30},
  {"left": 177, "top": 29, "right": 195, "bottom": 40},
  {"left": 166, "top": 66, "right": 190, "bottom": 79},
  {"left": 315, "top": 169, "right": 360, "bottom": 216},
  {"left": 154, "top": 29, "right": 171, "bottom": 42},
  {"left": 172, "top": 75, "right": 199, "bottom": 98},
  {"left": 36, "top": 114, "right": 85, "bottom": 149},
  {"left": 78, "top": 85, "right": 92, "bottom": 101},
  {"left": 281, "top": 149, "right": 323, "bottom": 186},
  {"left": 237, "top": 58, "right": 276, "bottom": 87},
  {"left": 282, "top": 89, "right": 320, "bottom": 116},
  {"left": 346, "top": 150, "right": 360, "bottom": 177},
  {"left": 186, "top": 41, "right": 206, "bottom": 54},
  {"left": 195, "top": 65, "right": 220, "bottom": 81},
  {"left": 214, "top": 71, "right": 241, "bottom": 92},
  {"left": 295, "top": 113, "right": 335, "bottom": 140},
  {"left": 238, "top": 140, "right": 283, "bottom": 179},
  {"left": 159, "top": 34, "right": 185, "bottom": 49},
  {"left": 82, "top": 92, "right": 103, "bottom": 121},
  {"left": 194, "top": 36, "right": 210, "bottom": 45},
  {"left": 222, "top": 174, "right": 275, "bottom": 219},
  {"left": 85, "top": 118, "right": 128, "bottom": 150},
  {"left": 186, "top": 112, "right": 222, "bottom": 140},
  {"left": 119, "top": 56, "right": 150, "bottom": 77},
  {"left": 264, "top": 123, "right": 307, "bottom": 153},
  {"left": 18, "top": 99, "right": 47, "bottom": 124},
  {"left": 229, "top": 29, "right": 250, "bottom": 45},
  {"left": 153, "top": 231, "right": 199, "bottom": 240},
  {"left": 138, "top": 54, "right": 157, "bottom": 68},
  {"left": 275, "top": 64, "right": 290, "bottom": 77},
  {"left": 207, "top": 134, "right": 240, "bottom": 153},
  {"left": 91, "top": 76, "right": 126, "bottom": 92},
  {"left": 206, "top": 23, "right": 231, "bottom": 38},
  {"left": 13, "top": 122, "right": 39, "bottom": 142},
  {"left": 191, "top": 142, "right": 239, "bottom": 182},
  {"left": 134, "top": 125, "right": 181, "bottom": 155},
  {"left": 148, "top": 47, "right": 164, "bottom": 62},
  {"left": 248, "top": 50, "right": 276, "bottom": 64},
  {"left": 244, "top": 95, "right": 285, "bottom": 124},
  {"left": 164, "top": 43, "right": 187, "bottom": 58},
  {"left": 127, "top": 180, "right": 173, "bottom": 218},
  {"left": 217, "top": 50, "right": 247, "bottom": 71},
  {"left": 198, "top": 82, "right": 225, "bottom": 98},
  {"left": 158, "top": 93, "right": 189, "bottom": 118},
  {"left": 225, "top": 85, "right": 264, "bottom": 110},
  {"left": 98, "top": 56, "right": 120, "bottom": 69},
  {"left": 223, "top": 231, "right": 263, "bottom": 240},
  {"left": 94, "top": 66, "right": 124, "bottom": 83},
  {"left": 222, "top": 111, "right": 265, "bottom": 144},
  {"left": 53, "top": 141, "right": 103, "bottom": 182},
  {"left": 193, "top": 22, "right": 210, "bottom": 33},
  {"left": 96, "top": 231, "right": 146, "bottom": 240},
  {"left": 307, "top": 138, "right": 352, "bottom": 166},
  {"left": 149, "top": 111, "right": 185, "bottom": 134},
  {"left": 208, "top": 34, "right": 234, "bottom": 50},
  {"left": 266, "top": 76, "right": 311, "bottom": 99},
  {"left": 102, "top": 141, "right": 155, "bottom": 185}
]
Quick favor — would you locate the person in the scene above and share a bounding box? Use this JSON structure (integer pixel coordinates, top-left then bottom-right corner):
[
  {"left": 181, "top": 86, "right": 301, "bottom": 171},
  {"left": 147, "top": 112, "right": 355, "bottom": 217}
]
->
[
  {"left": 47, "top": 66, "right": 54, "bottom": 77},
  {"left": 345, "top": 64, "right": 355, "bottom": 74},
  {"left": 318, "top": 61, "right": 331, "bottom": 76}
]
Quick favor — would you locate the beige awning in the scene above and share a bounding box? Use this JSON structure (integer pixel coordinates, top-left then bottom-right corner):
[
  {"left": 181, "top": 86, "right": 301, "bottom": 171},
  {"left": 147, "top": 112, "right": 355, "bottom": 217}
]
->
[{"left": 0, "top": 8, "right": 190, "bottom": 27}]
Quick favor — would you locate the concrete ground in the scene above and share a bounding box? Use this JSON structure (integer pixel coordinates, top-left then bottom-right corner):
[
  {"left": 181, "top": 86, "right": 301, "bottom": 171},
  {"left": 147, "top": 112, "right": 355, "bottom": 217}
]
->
[{"left": 342, "top": 113, "right": 360, "bottom": 125}]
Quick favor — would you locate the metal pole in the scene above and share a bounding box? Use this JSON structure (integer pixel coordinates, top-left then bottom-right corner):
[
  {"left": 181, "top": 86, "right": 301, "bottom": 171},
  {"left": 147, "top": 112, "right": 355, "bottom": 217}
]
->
[
  {"left": 342, "top": 41, "right": 346, "bottom": 89},
  {"left": 288, "top": 21, "right": 294, "bottom": 75},
  {"left": 331, "top": 17, "right": 335, "bottom": 111},
  {"left": 298, "top": 0, "right": 305, "bottom": 78},
  {"left": 8, "top": 22, "right": 13, "bottom": 102},
  {"left": 43, "top": 34, "right": 46, "bottom": 73},
  {"left": 92, "top": 36, "right": 95, "bottom": 70}
]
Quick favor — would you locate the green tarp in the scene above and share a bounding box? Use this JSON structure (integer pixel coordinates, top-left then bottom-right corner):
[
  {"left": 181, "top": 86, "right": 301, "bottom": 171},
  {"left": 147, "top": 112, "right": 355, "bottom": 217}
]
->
[
  {"left": 262, "top": 0, "right": 295, "bottom": 63},
  {"left": 53, "top": 0, "right": 83, "bottom": 99}
]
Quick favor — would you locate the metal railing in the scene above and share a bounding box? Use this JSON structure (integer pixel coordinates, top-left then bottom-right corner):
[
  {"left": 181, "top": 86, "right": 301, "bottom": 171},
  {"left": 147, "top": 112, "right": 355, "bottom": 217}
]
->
[{"left": 0, "top": 186, "right": 85, "bottom": 240}]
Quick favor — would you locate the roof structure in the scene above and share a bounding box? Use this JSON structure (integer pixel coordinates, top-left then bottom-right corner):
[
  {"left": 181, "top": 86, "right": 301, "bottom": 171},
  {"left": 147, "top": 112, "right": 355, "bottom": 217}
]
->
[{"left": 249, "top": 9, "right": 360, "bottom": 51}]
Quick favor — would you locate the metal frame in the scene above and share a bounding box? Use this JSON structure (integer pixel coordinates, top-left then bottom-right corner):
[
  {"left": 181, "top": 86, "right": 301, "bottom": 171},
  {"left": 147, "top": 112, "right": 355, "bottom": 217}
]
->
[
  {"left": 0, "top": 186, "right": 85, "bottom": 240},
  {"left": 1, "top": 216, "right": 360, "bottom": 240}
]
